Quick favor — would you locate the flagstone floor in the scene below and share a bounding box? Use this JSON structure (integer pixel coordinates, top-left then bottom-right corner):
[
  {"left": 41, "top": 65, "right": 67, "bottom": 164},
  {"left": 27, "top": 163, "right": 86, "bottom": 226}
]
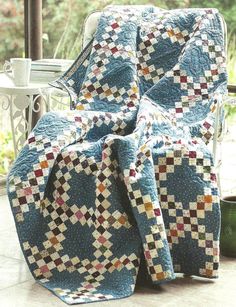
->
[{"left": 0, "top": 193, "right": 235, "bottom": 307}]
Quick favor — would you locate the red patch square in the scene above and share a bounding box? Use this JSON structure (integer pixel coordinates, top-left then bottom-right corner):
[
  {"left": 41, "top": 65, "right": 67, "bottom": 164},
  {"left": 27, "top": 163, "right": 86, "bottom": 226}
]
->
[
  {"left": 154, "top": 208, "right": 161, "bottom": 216},
  {"left": 197, "top": 202, "right": 205, "bottom": 210},
  {"left": 46, "top": 152, "right": 54, "bottom": 160},
  {"left": 129, "top": 169, "right": 136, "bottom": 177},
  {"left": 159, "top": 165, "right": 166, "bottom": 173},
  {"left": 176, "top": 108, "right": 183, "bottom": 113},
  {"left": 201, "top": 83, "right": 208, "bottom": 89},
  {"left": 64, "top": 156, "right": 71, "bottom": 164},
  {"left": 123, "top": 258, "right": 130, "bottom": 265},
  {"left": 34, "top": 169, "right": 43, "bottom": 177},
  {"left": 98, "top": 216, "right": 105, "bottom": 224},
  {"left": 40, "top": 265, "right": 49, "bottom": 273},
  {"left": 170, "top": 229, "right": 178, "bottom": 237},
  {"left": 147, "top": 33, "right": 155, "bottom": 39},
  {"left": 127, "top": 101, "right": 134, "bottom": 107},
  {"left": 177, "top": 223, "right": 184, "bottom": 230},
  {"left": 24, "top": 187, "right": 32, "bottom": 196},
  {"left": 180, "top": 76, "right": 187, "bottom": 83},
  {"left": 76, "top": 210, "right": 83, "bottom": 220},
  {"left": 56, "top": 197, "right": 64, "bottom": 206},
  {"left": 74, "top": 116, "right": 82, "bottom": 122},
  {"left": 111, "top": 47, "right": 118, "bottom": 54},
  {"left": 111, "top": 22, "right": 119, "bottom": 29},
  {"left": 203, "top": 121, "right": 211, "bottom": 129},
  {"left": 144, "top": 250, "right": 151, "bottom": 259},
  {"left": 28, "top": 136, "right": 35, "bottom": 144},
  {"left": 55, "top": 258, "right": 63, "bottom": 266},
  {"left": 189, "top": 151, "right": 196, "bottom": 158},
  {"left": 210, "top": 173, "right": 216, "bottom": 181},
  {"left": 194, "top": 89, "right": 202, "bottom": 95},
  {"left": 98, "top": 236, "right": 106, "bottom": 244}
]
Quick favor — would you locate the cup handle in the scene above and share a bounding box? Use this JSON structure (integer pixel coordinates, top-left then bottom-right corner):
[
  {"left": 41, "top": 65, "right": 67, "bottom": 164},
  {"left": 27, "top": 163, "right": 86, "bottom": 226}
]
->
[{"left": 3, "top": 61, "right": 14, "bottom": 81}]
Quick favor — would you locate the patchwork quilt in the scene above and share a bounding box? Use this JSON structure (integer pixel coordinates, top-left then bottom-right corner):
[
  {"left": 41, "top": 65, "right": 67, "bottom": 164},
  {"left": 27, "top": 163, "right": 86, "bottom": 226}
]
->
[{"left": 7, "top": 5, "right": 227, "bottom": 305}]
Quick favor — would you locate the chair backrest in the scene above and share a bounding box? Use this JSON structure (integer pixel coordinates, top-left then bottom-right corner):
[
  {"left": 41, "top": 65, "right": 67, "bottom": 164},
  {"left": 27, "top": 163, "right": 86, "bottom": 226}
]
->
[
  {"left": 82, "top": 10, "right": 227, "bottom": 51},
  {"left": 82, "top": 11, "right": 101, "bottom": 48}
]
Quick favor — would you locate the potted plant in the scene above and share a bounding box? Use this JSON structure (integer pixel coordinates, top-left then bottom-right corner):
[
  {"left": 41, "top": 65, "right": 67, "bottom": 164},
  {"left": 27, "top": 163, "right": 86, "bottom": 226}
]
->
[{"left": 220, "top": 196, "right": 236, "bottom": 257}]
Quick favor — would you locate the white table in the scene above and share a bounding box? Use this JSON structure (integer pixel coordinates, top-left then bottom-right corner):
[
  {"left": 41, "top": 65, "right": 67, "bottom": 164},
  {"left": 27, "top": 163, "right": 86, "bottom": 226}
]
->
[{"left": 0, "top": 73, "right": 68, "bottom": 156}]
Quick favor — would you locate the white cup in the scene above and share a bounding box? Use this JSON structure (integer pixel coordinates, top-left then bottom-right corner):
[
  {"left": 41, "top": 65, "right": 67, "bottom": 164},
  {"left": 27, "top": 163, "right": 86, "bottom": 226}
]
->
[{"left": 3, "top": 58, "right": 32, "bottom": 87}]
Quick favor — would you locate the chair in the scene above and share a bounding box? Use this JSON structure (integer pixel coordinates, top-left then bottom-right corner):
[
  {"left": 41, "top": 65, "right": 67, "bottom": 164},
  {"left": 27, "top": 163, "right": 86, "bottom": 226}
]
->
[{"left": 80, "top": 10, "right": 228, "bottom": 195}]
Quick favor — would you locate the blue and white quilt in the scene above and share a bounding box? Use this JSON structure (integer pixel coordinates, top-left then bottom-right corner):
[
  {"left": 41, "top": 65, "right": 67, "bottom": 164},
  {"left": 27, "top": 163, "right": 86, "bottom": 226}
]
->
[{"left": 7, "top": 5, "right": 227, "bottom": 304}]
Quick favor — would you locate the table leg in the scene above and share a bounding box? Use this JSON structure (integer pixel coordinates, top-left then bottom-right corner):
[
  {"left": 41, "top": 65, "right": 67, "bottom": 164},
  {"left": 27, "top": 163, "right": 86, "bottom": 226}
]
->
[{"left": 9, "top": 96, "right": 17, "bottom": 157}]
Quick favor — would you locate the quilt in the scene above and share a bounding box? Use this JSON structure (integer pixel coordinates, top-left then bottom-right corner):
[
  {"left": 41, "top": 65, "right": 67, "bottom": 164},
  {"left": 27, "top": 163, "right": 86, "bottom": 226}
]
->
[{"left": 7, "top": 5, "right": 227, "bottom": 305}]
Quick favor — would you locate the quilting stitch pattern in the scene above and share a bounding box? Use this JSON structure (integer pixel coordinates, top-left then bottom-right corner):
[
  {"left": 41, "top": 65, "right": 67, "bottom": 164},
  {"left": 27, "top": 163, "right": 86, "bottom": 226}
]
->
[{"left": 8, "top": 5, "right": 227, "bottom": 304}]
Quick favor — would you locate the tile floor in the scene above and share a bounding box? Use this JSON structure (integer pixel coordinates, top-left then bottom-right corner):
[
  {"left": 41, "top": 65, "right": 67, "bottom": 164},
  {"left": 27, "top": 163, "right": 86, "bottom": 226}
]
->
[{"left": 0, "top": 194, "right": 236, "bottom": 307}]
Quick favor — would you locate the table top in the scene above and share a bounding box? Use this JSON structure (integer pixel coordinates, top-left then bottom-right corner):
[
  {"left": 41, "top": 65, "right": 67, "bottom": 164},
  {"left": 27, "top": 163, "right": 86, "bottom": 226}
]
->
[{"left": 0, "top": 72, "right": 52, "bottom": 95}]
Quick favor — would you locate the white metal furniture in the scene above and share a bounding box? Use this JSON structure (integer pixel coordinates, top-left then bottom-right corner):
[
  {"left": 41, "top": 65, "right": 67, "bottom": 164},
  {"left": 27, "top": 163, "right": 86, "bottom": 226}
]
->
[
  {"left": 0, "top": 12, "right": 102, "bottom": 157},
  {"left": 0, "top": 73, "right": 68, "bottom": 156}
]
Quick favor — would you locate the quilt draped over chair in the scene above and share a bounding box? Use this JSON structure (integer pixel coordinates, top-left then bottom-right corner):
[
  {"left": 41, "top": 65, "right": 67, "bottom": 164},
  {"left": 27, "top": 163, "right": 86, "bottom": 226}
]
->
[{"left": 7, "top": 5, "right": 227, "bottom": 305}]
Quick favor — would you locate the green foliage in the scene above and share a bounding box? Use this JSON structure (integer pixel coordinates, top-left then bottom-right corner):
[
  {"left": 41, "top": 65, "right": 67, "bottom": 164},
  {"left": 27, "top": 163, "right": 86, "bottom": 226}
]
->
[
  {"left": 224, "top": 98, "right": 236, "bottom": 123},
  {"left": 227, "top": 33, "right": 236, "bottom": 84},
  {"left": 0, "top": 131, "right": 14, "bottom": 176},
  {"left": 0, "top": 1, "right": 24, "bottom": 63}
]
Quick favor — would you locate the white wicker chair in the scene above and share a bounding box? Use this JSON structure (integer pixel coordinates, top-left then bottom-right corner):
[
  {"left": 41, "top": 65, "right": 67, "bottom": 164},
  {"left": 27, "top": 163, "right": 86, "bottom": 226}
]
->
[{"left": 81, "top": 11, "right": 228, "bottom": 194}]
